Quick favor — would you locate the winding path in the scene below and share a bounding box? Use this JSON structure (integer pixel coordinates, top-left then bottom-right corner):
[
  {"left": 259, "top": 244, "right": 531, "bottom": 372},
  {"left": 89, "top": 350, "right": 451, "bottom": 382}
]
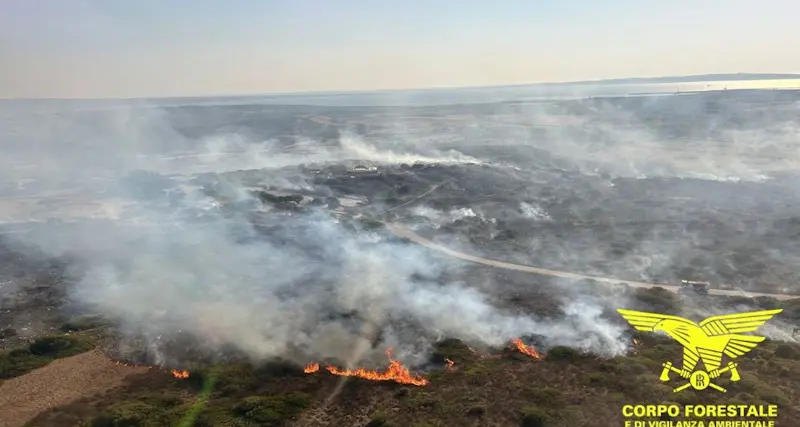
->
[{"left": 384, "top": 223, "right": 799, "bottom": 301}]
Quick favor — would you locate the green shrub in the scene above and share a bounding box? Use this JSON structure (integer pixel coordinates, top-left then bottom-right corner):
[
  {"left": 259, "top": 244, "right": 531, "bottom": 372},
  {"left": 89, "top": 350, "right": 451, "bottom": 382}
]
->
[
  {"left": 29, "top": 335, "right": 94, "bottom": 358},
  {"left": 366, "top": 411, "right": 390, "bottom": 427},
  {"left": 207, "top": 364, "right": 256, "bottom": 396},
  {"left": 519, "top": 406, "right": 548, "bottom": 427},
  {"left": 598, "top": 357, "right": 649, "bottom": 375},
  {"left": 521, "top": 386, "right": 563, "bottom": 406},
  {"left": 404, "top": 391, "right": 439, "bottom": 411},
  {"left": 546, "top": 346, "right": 580, "bottom": 362},
  {"left": 731, "top": 392, "right": 756, "bottom": 405},
  {"left": 774, "top": 344, "right": 800, "bottom": 360},
  {"left": 0, "top": 350, "right": 51, "bottom": 379},
  {"left": 464, "top": 358, "right": 505, "bottom": 377},
  {"left": 89, "top": 401, "right": 155, "bottom": 427},
  {"left": 582, "top": 372, "right": 604, "bottom": 386},
  {"left": 430, "top": 338, "right": 476, "bottom": 364},
  {"left": 466, "top": 404, "right": 487, "bottom": 417},
  {"left": 231, "top": 392, "right": 312, "bottom": 426},
  {"left": 0, "top": 335, "right": 94, "bottom": 379}
]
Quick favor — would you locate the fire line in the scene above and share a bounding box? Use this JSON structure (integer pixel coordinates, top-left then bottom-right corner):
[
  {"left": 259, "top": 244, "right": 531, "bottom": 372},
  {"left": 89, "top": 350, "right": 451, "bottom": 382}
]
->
[{"left": 304, "top": 349, "right": 429, "bottom": 386}]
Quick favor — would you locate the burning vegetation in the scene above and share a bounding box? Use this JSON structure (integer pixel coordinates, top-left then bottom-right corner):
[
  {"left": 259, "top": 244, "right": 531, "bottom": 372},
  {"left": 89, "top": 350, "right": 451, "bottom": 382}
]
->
[
  {"left": 301, "top": 338, "right": 542, "bottom": 387},
  {"left": 112, "top": 359, "right": 190, "bottom": 379},
  {"left": 304, "top": 349, "right": 429, "bottom": 386},
  {"left": 171, "top": 369, "right": 190, "bottom": 379},
  {"left": 510, "top": 338, "right": 543, "bottom": 359}
]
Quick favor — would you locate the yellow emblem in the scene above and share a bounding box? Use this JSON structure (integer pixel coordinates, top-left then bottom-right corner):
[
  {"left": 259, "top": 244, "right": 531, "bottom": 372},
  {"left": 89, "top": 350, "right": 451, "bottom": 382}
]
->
[{"left": 617, "top": 308, "right": 782, "bottom": 393}]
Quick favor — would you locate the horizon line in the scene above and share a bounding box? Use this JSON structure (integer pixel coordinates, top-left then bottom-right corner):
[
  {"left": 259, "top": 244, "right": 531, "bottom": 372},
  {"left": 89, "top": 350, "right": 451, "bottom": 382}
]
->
[{"left": 2, "top": 71, "right": 800, "bottom": 102}]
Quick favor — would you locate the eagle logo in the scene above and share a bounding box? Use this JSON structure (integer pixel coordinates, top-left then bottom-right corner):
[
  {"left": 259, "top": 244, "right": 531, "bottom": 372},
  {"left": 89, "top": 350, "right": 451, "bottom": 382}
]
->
[{"left": 617, "top": 308, "right": 782, "bottom": 393}]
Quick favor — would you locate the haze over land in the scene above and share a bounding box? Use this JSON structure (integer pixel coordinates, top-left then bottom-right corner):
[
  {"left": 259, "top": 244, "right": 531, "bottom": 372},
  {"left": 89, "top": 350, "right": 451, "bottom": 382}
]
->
[
  {"left": 2, "top": 79, "right": 800, "bottom": 371},
  {"left": 2, "top": 66, "right": 800, "bottom": 425}
]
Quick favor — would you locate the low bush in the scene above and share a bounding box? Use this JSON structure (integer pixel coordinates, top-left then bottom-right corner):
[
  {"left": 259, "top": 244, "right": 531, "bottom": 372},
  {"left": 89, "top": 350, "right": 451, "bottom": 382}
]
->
[
  {"left": 366, "top": 411, "right": 391, "bottom": 427},
  {"left": 774, "top": 344, "right": 800, "bottom": 360},
  {"left": 519, "top": 406, "right": 548, "bottom": 427},
  {"left": 29, "top": 335, "right": 94, "bottom": 358},
  {"left": 430, "top": 338, "right": 476, "bottom": 364},
  {"left": 0, "top": 350, "right": 51, "bottom": 379},
  {"left": 232, "top": 392, "right": 312, "bottom": 426},
  {"left": 545, "top": 346, "right": 580, "bottom": 362},
  {"left": 0, "top": 334, "right": 94, "bottom": 379}
]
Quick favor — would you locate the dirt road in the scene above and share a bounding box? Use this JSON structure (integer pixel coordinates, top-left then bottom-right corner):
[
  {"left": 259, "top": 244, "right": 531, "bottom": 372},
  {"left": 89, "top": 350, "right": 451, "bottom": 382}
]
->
[{"left": 385, "top": 223, "right": 799, "bottom": 301}]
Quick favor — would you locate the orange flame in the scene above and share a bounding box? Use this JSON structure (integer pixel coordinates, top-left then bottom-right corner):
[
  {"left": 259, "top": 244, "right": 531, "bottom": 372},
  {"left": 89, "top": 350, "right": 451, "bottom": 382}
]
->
[
  {"left": 171, "top": 369, "right": 190, "bottom": 379},
  {"left": 304, "top": 362, "right": 320, "bottom": 373},
  {"left": 633, "top": 338, "right": 641, "bottom": 346},
  {"left": 445, "top": 358, "right": 455, "bottom": 371},
  {"left": 111, "top": 359, "right": 188, "bottom": 379},
  {"left": 305, "top": 349, "right": 428, "bottom": 386},
  {"left": 510, "top": 338, "right": 542, "bottom": 359}
]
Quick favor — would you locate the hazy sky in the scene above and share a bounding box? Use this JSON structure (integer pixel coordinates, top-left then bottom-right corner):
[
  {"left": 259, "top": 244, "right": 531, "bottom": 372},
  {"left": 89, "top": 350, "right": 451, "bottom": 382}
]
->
[{"left": 2, "top": 0, "right": 799, "bottom": 98}]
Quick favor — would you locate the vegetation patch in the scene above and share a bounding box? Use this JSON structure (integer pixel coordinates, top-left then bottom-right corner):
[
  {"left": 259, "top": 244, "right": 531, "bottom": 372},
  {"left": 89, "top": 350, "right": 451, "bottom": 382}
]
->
[
  {"left": 0, "top": 334, "right": 94, "bottom": 379},
  {"left": 60, "top": 315, "right": 111, "bottom": 332},
  {"left": 430, "top": 338, "right": 477, "bottom": 364},
  {"left": 519, "top": 405, "right": 549, "bottom": 427},
  {"left": 545, "top": 346, "right": 581, "bottom": 362},
  {"left": 230, "top": 393, "right": 313, "bottom": 426}
]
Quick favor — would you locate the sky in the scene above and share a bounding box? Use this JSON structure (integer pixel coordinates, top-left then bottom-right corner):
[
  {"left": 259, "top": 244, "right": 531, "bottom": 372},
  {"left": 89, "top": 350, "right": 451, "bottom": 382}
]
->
[{"left": 1, "top": 0, "right": 800, "bottom": 99}]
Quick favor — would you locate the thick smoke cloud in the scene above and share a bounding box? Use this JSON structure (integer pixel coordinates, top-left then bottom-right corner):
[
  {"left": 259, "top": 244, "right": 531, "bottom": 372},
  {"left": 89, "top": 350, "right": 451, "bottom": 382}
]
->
[{"left": 2, "top": 101, "right": 635, "bottom": 371}]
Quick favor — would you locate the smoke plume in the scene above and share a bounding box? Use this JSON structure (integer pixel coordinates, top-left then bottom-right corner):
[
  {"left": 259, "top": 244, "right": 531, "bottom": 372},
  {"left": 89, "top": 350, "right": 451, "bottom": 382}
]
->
[{"left": 2, "top": 101, "right": 634, "bottom": 371}]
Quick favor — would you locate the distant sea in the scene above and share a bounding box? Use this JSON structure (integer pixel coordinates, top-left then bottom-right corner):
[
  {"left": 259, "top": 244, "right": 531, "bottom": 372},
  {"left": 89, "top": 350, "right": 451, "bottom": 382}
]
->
[
  {"left": 229, "top": 78, "right": 800, "bottom": 107},
  {"left": 3, "top": 78, "right": 800, "bottom": 110}
]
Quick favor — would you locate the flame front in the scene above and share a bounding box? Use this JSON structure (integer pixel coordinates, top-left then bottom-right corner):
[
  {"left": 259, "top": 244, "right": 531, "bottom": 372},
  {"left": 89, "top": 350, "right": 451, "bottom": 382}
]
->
[
  {"left": 445, "top": 358, "right": 455, "bottom": 371},
  {"left": 171, "top": 369, "right": 190, "bottom": 379},
  {"left": 304, "top": 362, "right": 320, "bottom": 373},
  {"left": 510, "top": 338, "right": 542, "bottom": 359},
  {"left": 305, "top": 349, "right": 428, "bottom": 386},
  {"left": 633, "top": 338, "right": 641, "bottom": 346}
]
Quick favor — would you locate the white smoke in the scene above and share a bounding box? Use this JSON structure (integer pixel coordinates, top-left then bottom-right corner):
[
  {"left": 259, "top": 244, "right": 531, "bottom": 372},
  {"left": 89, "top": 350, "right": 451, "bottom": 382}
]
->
[{"left": 1, "top": 101, "right": 632, "bottom": 371}]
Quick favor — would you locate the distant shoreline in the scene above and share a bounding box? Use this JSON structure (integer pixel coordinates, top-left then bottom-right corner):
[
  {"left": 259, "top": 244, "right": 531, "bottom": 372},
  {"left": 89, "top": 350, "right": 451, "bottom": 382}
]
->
[
  {"left": 3, "top": 73, "right": 800, "bottom": 103},
  {"left": 536, "top": 73, "right": 800, "bottom": 86}
]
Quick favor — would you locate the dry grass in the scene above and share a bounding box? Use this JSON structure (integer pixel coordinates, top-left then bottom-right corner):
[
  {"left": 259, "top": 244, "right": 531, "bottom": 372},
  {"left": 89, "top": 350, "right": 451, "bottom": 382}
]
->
[{"left": 0, "top": 349, "right": 149, "bottom": 427}]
